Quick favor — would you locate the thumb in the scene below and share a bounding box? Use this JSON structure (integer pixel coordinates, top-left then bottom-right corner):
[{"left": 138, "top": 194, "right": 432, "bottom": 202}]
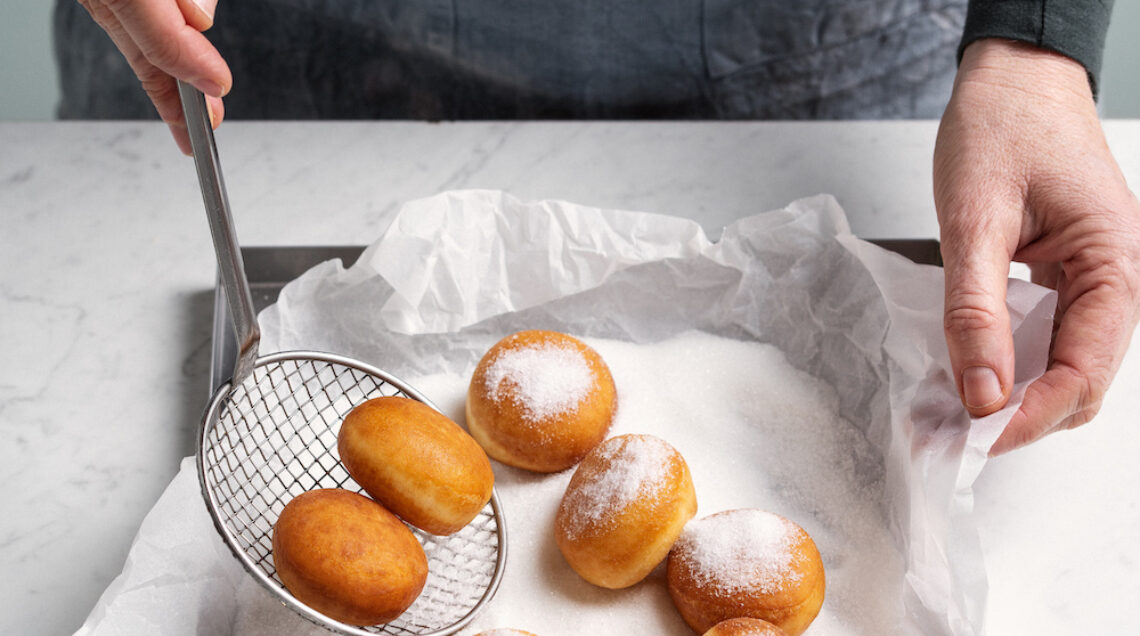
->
[{"left": 940, "top": 226, "right": 1017, "bottom": 417}]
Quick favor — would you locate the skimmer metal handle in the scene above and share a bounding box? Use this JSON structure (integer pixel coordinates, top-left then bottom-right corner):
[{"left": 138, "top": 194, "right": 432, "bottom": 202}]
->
[{"left": 177, "top": 81, "right": 260, "bottom": 388}]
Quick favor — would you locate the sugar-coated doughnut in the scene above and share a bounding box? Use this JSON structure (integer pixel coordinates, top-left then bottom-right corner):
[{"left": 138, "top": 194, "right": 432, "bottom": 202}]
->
[
  {"left": 272, "top": 489, "right": 428, "bottom": 626},
  {"left": 338, "top": 396, "right": 494, "bottom": 535},
  {"left": 667, "top": 509, "right": 825, "bottom": 635},
  {"left": 475, "top": 630, "right": 538, "bottom": 636},
  {"left": 555, "top": 434, "right": 697, "bottom": 588},
  {"left": 466, "top": 330, "right": 617, "bottom": 473},
  {"left": 703, "top": 617, "right": 789, "bottom": 636}
]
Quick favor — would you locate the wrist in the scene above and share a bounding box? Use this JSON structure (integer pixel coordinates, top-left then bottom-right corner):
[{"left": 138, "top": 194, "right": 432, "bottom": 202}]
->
[{"left": 957, "top": 38, "right": 1094, "bottom": 103}]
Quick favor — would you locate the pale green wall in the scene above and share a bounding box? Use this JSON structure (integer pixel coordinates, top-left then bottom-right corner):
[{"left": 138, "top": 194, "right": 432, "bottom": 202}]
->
[
  {"left": 1, "top": 2, "right": 1136, "bottom": 119},
  {"left": 1101, "top": 0, "right": 1140, "bottom": 117},
  {"left": 0, "top": 0, "right": 60, "bottom": 120}
]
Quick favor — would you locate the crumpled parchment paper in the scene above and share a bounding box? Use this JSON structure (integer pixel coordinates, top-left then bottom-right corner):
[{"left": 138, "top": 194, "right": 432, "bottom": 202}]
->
[{"left": 77, "top": 190, "right": 1055, "bottom": 636}]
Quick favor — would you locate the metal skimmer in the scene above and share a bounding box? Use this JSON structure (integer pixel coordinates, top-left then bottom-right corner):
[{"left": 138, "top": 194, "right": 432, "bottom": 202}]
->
[{"left": 178, "top": 82, "right": 506, "bottom": 636}]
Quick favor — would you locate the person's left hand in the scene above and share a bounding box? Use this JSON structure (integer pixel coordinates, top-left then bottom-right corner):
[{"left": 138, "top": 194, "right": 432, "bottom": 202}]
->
[{"left": 934, "top": 39, "right": 1140, "bottom": 455}]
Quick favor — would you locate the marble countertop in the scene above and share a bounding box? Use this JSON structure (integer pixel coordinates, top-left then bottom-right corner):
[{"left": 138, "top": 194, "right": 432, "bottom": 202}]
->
[{"left": 2, "top": 120, "right": 1138, "bottom": 635}]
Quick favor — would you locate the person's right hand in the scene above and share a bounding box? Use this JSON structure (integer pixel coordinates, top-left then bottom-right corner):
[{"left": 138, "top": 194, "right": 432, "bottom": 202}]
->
[
  {"left": 934, "top": 40, "right": 1140, "bottom": 455},
  {"left": 78, "top": 0, "right": 232, "bottom": 154}
]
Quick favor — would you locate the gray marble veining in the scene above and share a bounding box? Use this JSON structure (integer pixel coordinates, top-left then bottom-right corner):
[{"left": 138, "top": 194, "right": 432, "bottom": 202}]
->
[{"left": 2, "top": 120, "right": 1138, "bottom": 635}]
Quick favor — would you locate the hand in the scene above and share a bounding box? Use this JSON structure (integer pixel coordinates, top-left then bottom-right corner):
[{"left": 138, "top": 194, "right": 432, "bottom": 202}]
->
[
  {"left": 78, "top": 0, "right": 232, "bottom": 154},
  {"left": 934, "top": 39, "right": 1140, "bottom": 455}
]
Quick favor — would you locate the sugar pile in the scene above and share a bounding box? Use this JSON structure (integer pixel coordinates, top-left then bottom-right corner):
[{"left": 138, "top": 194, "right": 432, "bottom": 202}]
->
[
  {"left": 558, "top": 435, "right": 675, "bottom": 540},
  {"left": 483, "top": 343, "right": 593, "bottom": 423},
  {"left": 412, "top": 330, "right": 904, "bottom": 635},
  {"left": 673, "top": 510, "right": 803, "bottom": 595}
]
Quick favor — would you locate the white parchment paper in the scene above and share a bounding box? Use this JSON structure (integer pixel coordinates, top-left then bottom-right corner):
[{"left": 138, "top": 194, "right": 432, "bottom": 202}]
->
[{"left": 77, "top": 191, "right": 1055, "bottom": 636}]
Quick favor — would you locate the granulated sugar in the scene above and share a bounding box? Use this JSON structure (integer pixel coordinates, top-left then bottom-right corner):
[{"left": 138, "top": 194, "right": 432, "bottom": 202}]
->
[
  {"left": 674, "top": 510, "right": 803, "bottom": 595},
  {"left": 559, "top": 435, "right": 675, "bottom": 540},
  {"left": 410, "top": 330, "right": 903, "bottom": 635},
  {"left": 483, "top": 343, "right": 593, "bottom": 423}
]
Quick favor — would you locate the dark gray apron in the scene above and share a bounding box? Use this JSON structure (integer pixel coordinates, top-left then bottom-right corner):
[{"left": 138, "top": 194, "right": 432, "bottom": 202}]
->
[{"left": 54, "top": 0, "right": 965, "bottom": 120}]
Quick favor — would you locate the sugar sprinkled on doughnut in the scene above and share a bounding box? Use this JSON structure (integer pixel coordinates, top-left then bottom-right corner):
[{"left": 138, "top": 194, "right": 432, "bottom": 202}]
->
[
  {"left": 559, "top": 435, "right": 675, "bottom": 539},
  {"left": 677, "top": 509, "right": 803, "bottom": 595},
  {"left": 483, "top": 342, "right": 593, "bottom": 422}
]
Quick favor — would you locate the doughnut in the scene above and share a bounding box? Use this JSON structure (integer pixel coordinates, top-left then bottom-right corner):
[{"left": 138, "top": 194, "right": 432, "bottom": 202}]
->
[
  {"left": 555, "top": 434, "right": 697, "bottom": 588},
  {"left": 466, "top": 330, "right": 617, "bottom": 473},
  {"left": 338, "top": 395, "right": 494, "bottom": 535},
  {"left": 272, "top": 489, "right": 428, "bottom": 626},
  {"left": 475, "top": 630, "right": 538, "bottom": 636},
  {"left": 667, "top": 509, "right": 825, "bottom": 635},
  {"left": 703, "top": 617, "right": 789, "bottom": 636}
]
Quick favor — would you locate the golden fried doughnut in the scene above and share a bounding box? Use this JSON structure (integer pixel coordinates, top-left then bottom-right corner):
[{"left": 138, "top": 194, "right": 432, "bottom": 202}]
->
[
  {"left": 272, "top": 488, "right": 428, "bottom": 626},
  {"left": 667, "top": 509, "right": 825, "bottom": 635},
  {"left": 555, "top": 434, "right": 697, "bottom": 588},
  {"left": 467, "top": 330, "right": 616, "bottom": 473},
  {"left": 703, "top": 617, "right": 789, "bottom": 636},
  {"left": 338, "top": 395, "right": 494, "bottom": 535}
]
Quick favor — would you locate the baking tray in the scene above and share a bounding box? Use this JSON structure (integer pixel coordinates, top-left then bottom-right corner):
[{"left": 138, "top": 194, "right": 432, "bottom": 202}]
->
[{"left": 209, "top": 240, "right": 942, "bottom": 391}]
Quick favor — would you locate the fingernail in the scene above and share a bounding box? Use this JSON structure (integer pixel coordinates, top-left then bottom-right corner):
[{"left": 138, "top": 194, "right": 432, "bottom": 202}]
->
[
  {"left": 962, "top": 366, "right": 1003, "bottom": 409},
  {"left": 192, "top": 0, "right": 218, "bottom": 21}
]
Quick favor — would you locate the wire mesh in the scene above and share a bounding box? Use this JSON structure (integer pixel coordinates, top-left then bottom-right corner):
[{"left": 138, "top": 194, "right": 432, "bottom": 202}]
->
[{"left": 199, "top": 353, "right": 504, "bottom": 635}]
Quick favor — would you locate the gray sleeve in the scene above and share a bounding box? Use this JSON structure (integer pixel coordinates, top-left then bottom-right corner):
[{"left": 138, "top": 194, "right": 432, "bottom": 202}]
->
[{"left": 958, "top": 0, "right": 1115, "bottom": 97}]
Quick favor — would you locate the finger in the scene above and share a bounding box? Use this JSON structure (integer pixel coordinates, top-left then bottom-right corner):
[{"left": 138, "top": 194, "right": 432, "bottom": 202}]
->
[
  {"left": 939, "top": 223, "right": 1018, "bottom": 418},
  {"left": 175, "top": 0, "right": 218, "bottom": 31},
  {"left": 106, "top": 0, "right": 232, "bottom": 98},
  {"left": 207, "top": 94, "right": 225, "bottom": 128},
  {"left": 84, "top": 12, "right": 185, "bottom": 126},
  {"left": 989, "top": 365, "right": 1099, "bottom": 455},
  {"left": 991, "top": 264, "right": 1136, "bottom": 454}
]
